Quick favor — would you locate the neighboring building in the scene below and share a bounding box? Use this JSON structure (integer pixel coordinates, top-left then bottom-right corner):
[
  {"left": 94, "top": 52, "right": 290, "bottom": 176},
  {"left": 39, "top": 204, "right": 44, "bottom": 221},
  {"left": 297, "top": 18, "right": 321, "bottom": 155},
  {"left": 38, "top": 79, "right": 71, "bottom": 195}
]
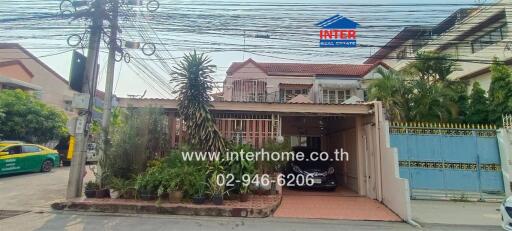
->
[
  {"left": 0, "top": 43, "right": 77, "bottom": 116},
  {"left": 364, "top": 3, "right": 512, "bottom": 91},
  {"left": 220, "top": 59, "right": 387, "bottom": 104},
  {"left": 0, "top": 43, "right": 116, "bottom": 119}
]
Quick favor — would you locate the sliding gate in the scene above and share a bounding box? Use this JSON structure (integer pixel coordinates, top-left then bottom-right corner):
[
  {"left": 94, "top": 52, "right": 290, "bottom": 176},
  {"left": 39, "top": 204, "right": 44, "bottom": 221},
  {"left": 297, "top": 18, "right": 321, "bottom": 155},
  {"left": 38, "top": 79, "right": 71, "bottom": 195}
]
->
[{"left": 389, "top": 123, "right": 504, "bottom": 201}]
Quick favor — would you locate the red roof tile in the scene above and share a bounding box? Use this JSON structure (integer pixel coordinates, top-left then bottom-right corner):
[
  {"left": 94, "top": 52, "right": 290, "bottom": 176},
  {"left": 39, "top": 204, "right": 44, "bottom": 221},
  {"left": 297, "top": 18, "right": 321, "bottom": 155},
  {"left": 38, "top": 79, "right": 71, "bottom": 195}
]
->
[{"left": 227, "top": 59, "right": 381, "bottom": 78}]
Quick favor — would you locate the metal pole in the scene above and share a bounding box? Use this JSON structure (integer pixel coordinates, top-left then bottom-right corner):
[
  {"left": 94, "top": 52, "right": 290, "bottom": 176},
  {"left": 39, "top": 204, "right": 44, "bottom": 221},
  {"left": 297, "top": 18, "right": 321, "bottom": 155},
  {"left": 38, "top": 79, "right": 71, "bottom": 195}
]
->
[
  {"left": 66, "top": 0, "right": 105, "bottom": 199},
  {"left": 98, "top": 0, "right": 119, "bottom": 184}
]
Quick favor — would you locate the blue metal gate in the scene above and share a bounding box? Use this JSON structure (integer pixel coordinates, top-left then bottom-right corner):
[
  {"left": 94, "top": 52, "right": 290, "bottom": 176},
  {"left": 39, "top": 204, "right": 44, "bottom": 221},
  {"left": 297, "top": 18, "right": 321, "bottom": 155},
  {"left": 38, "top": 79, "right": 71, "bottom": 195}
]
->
[{"left": 389, "top": 123, "right": 504, "bottom": 200}]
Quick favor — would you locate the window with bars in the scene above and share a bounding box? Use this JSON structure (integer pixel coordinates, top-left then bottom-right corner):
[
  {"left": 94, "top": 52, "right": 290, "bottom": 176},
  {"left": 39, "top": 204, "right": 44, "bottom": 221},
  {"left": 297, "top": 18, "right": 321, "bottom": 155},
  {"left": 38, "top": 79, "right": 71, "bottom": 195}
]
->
[{"left": 322, "top": 89, "right": 351, "bottom": 104}]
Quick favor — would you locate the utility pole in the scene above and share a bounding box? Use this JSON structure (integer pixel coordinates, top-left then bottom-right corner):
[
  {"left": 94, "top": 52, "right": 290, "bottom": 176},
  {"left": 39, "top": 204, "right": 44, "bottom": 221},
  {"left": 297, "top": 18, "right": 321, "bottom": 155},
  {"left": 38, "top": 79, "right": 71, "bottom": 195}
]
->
[
  {"left": 66, "top": 0, "right": 105, "bottom": 199},
  {"left": 98, "top": 0, "right": 119, "bottom": 182}
]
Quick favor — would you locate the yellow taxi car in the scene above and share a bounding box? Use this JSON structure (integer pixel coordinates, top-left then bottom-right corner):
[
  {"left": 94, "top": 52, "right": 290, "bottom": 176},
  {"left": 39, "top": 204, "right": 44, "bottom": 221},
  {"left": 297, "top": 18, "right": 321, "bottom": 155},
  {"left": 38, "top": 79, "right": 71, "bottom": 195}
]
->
[{"left": 0, "top": 142, "right": 60, "bottom": 175}]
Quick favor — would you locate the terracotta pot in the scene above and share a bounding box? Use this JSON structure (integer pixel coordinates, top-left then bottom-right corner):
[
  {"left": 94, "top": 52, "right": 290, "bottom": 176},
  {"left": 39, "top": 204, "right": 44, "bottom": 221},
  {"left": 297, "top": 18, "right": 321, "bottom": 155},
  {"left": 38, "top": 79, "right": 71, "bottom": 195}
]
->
[
  {"left": 192, "top": 195, "right": 206, "bottom": 204},
  {"left": 84, "top": 189, "right": 96, "bottom": 198},
  {"left": 239, "top": 193, "right": 249, "bottom": 202},
  {"left": 169, "top": 191, "right": 183, "bottom": 203},
  {"left": 211, "top": 194, "right": 224, "bottom": 205}
]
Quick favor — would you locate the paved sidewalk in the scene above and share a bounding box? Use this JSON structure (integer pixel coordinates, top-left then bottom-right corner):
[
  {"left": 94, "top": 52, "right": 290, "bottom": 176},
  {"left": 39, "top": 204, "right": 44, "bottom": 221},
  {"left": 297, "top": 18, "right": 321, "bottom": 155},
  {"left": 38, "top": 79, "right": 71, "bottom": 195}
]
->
[{"left": 412, "top": 200, "right": 501, "bottom": 226}]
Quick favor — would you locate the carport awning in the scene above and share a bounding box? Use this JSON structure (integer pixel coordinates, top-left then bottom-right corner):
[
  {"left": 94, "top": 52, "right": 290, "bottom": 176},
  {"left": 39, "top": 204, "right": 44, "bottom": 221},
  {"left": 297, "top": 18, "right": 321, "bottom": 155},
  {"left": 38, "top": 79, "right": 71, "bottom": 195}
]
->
[
  {"left": 118, "top": 98, "right": 374, "bottom": 115},
  {"left": 0, "top": 76, "right": 42, "bottom": 91}
]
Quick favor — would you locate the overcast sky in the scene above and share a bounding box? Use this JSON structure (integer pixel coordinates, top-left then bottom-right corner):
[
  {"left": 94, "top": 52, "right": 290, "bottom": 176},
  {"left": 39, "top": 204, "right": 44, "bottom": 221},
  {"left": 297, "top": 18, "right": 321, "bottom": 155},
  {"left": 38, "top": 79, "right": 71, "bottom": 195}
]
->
[{"left": 2, "top": 0, "right": 485, "bottom": 98}]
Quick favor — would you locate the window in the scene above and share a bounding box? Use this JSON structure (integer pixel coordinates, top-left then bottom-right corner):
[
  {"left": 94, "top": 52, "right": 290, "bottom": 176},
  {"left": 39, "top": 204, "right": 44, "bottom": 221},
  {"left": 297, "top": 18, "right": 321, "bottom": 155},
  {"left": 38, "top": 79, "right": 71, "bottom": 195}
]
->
[
  {"left": 322, "top": 89, "right": 351, "bottom": 104},
  {"left": 22, "top": 145, "right": 41, "bottom": 153},
  {"left": 279, "top": 88, "right": 309, "bottom": 102},
  {"left": 4, "top": 146, "right": 22, "bottom": 155},
  {"left": 471, "top": 24, "right": 507, "bottom": 53}
]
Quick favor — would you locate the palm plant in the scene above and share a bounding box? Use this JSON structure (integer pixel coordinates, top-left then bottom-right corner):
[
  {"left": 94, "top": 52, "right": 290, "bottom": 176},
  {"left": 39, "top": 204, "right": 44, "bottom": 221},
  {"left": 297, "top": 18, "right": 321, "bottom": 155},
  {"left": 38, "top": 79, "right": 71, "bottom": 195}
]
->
[
  {"left": 368, "top": 68, "right": 411, "bottom": 121},
  {"left": 173, "top": 51, "right": 226, "bottom": 153}
]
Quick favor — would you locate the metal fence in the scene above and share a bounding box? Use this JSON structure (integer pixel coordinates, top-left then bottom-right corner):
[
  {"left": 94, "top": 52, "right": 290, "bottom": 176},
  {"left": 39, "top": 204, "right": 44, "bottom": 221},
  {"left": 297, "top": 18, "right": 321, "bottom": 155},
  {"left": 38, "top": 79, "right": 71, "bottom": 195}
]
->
[
  {"left": 504, "top": 114, "right": 512, "bottom": 129},
  {"left": 390, "top": 122, "right": 504, "bottom": 201}
]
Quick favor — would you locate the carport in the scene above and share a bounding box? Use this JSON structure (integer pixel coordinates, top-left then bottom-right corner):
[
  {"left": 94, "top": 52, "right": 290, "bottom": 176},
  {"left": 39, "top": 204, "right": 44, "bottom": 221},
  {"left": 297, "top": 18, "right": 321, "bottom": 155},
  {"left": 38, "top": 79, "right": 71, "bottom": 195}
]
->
[
  {"left": 118, "top": 98, "right": 412, "bottom": 222},
  {"left": 274, "top": 114, "right": 401, "bottom": 221}
]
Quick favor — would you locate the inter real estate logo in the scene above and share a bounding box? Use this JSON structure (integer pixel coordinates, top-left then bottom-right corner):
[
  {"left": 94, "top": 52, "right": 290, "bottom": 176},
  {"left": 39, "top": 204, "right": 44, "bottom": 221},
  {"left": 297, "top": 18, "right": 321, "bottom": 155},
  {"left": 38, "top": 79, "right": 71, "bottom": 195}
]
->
[{"left": 316, "top": 14, "right": 360, "bottom": 48}]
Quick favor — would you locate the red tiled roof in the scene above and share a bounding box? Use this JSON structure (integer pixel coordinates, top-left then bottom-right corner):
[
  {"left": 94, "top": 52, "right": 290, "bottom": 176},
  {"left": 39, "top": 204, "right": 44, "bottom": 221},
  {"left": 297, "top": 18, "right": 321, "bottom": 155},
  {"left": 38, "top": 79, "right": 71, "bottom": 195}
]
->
[{"left": 227, "top": 58, "right": 383, "bottom": 78}]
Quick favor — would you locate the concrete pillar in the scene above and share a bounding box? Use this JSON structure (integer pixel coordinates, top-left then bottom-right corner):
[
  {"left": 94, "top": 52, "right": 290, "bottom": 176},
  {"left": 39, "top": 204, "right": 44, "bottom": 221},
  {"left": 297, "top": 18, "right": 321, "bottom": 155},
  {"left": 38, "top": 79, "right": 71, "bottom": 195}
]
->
[
  {"left": 355, "top": 116, "right": 366, "bottom": 196},
  {"left": 498, "top": 128, "right": 512, "bottom": 197}
]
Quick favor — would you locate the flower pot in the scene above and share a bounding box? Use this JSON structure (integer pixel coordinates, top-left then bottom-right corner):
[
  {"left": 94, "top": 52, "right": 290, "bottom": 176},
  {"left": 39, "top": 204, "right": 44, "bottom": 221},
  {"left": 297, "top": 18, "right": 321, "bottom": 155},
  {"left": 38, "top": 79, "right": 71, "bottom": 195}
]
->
[
  {"left": 169, "top": 191, "right": 183, "bottom": 203},
  {"left": 139, "top": 191, "right": 157, "bottom": 201},
  {"left": 211, "top": 194, "right": 224, "bottom": 205},
  {"left": 84, "top": 189, "right": 96, "bottom": 198},
  {"left": 192, "top": 195, "right": 206, "bottom": 205},
  {"left": 239, "top": 193, "right": 249, "bottom": 202},
  {"left": 110, "top": 189, "right": 121, "bottom": 199},
  {"left": 96, "top": 188, "right": 110, "bottom": 198}
]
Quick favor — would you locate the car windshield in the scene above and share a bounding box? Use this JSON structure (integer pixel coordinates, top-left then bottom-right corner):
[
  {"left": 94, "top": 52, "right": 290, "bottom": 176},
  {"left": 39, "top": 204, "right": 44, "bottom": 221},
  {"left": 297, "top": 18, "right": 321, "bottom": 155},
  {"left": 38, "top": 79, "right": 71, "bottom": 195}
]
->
[{"left": 0, "top": 144, "right": 9, "bottom": 151}]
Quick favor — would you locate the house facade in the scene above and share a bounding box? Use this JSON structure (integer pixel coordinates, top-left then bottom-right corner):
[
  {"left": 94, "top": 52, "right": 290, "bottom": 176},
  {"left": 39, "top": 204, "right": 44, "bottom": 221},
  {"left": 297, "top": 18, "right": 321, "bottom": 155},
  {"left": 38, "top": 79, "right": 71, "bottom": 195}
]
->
[
  {"left": 365, "top": 1, "right": 512, "bottom": 91},
  {"left": 220, "top": 59, "right": 387, "bottom": 104}
]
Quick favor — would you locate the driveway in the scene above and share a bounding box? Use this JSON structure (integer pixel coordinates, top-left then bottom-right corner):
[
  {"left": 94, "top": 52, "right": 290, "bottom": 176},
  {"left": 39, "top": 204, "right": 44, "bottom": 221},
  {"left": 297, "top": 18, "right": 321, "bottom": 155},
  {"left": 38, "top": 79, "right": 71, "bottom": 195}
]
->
[{"left": 274, "top": 187, "right": 401, "bottom": 221}]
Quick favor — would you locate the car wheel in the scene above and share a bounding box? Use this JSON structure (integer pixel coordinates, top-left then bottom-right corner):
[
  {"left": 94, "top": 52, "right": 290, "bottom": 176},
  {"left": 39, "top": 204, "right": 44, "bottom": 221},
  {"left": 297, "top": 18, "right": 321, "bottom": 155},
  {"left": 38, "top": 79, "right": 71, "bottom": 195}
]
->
[{"left": 41, "top": 159, "right": 53, "bottom": 172}]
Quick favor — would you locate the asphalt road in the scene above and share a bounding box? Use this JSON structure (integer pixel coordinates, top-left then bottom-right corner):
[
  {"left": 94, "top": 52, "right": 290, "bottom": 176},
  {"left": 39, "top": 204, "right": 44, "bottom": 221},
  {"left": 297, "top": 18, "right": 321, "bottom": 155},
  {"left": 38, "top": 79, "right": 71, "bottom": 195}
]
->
[
  {"left": 0, "top": 167, "right": 502, "bottom": 231},
  {"left": 0, "top": 211, "right": 502, "bottom": 231}
]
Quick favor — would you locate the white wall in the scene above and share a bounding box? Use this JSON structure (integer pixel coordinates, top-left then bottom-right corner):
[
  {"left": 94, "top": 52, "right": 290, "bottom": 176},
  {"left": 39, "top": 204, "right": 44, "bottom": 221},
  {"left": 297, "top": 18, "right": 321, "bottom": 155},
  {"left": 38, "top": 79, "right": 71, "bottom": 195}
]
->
[{"left": 374, "top": 102, "right": 412, "bottom": 222}]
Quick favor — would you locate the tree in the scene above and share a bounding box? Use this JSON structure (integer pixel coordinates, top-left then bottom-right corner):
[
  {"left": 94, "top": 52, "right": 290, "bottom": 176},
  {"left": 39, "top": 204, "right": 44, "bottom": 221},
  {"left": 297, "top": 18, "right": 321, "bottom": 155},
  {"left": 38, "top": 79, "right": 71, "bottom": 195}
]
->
[
  {"left": 173, "top": 51, "right": 226, "bottom": 153},
  {"left": 488, "top": 60, "right": 512, "bottom": 124},
  {"left": 369, "top": 51, "right": 468, "bottom": 123},
  {"left": 405, "top": 51, "right": 457, "bottom": 83},
  {"left": 466, "top": 82, "right": 490, "bottom": 124},
  {"left": 0, "top": 89, "right": 67, "bottom": 143},
  {"left": 368, "top": 68, "right": 411, "bottom": 121}
]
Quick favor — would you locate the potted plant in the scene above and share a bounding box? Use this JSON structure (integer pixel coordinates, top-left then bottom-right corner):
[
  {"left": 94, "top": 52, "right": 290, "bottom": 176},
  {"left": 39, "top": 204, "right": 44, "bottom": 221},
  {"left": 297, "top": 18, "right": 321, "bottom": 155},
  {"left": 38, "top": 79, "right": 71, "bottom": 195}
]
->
[
  {"left": 84, "top": 181, "right": 99, "bottom": 198},
  {"left": 192, "top": 184, "right": 207, "bottom": 204},
  {"left": 108, "top": 177, "right": 129, "bottom": 199},
  {"left": 135, "top": 169, "right": 161, "bottom": 201},
  {"left": 96, "top": 187, "right": 110, "bottom": 198},
  {"left": 207, "top": 160, "right": 226, "bottom": 205},
  {"left": 208, "top": 175, "right": 225, "bottom": 205},
  {"left": 167, "top": 169, "right": 186, "bottom": 203},
  {"left": 239, "top": 183, "right": 250, "bottom": 202}
]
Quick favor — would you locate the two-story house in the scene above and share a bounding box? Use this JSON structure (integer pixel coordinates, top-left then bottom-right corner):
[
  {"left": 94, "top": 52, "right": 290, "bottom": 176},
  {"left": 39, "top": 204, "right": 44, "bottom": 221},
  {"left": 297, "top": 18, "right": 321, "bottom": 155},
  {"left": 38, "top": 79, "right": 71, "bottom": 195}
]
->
[{"left": 220, "top": 59, "right": 387, "bottom": 104}]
